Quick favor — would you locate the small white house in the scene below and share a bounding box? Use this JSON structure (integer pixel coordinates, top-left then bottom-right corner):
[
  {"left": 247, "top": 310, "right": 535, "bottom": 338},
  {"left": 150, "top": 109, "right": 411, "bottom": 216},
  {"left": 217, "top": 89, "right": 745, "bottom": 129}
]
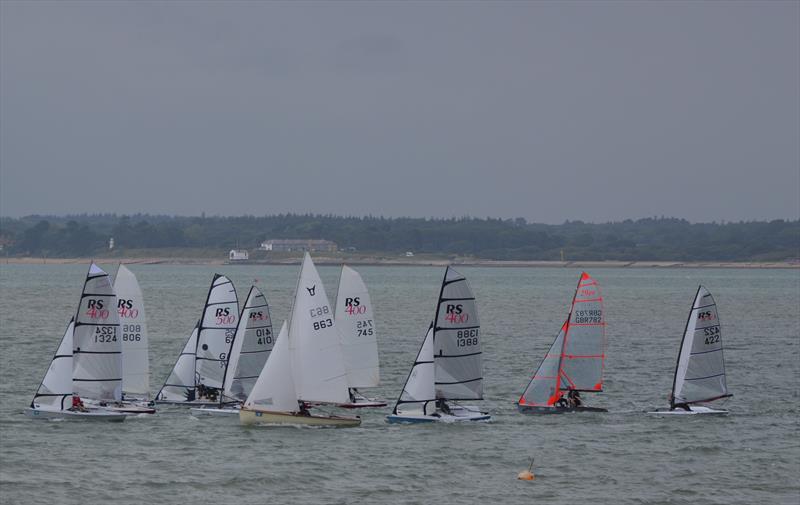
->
[
  {"left": 405, "top": 251, "right": 414, "bottom": 257},
  {"left": 229, "top": 249, "right": 249, "bottom": 261}
]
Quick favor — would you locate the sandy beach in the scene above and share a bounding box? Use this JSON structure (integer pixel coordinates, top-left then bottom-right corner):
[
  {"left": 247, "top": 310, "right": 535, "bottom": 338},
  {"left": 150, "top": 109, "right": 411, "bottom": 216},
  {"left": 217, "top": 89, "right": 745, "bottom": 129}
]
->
[{"left": 3, "top": 256, "right": 797, "bottom": 269}]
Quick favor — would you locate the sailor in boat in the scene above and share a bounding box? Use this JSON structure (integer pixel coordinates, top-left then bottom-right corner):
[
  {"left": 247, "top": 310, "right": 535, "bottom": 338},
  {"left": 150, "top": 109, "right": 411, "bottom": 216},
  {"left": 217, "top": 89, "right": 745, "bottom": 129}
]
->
[
  {"left": 567, "top": 390, "right": 582, "bottom": 408},
  {"left": 69, "top": 396, "right": 88, "bottom": 413},
  {"left": 435, "top": 399, "right": 452, "bottom": 416},
  {"left": 298, "top": 401, "right": 311, "bottom": 417}
]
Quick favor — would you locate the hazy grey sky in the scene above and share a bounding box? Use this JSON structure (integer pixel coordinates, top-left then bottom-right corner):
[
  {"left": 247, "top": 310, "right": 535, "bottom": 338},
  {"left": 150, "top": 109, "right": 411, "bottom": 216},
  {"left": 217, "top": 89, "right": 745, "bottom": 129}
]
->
[{"left": 1, "top": 1, "right": 798, "bottom": 223}]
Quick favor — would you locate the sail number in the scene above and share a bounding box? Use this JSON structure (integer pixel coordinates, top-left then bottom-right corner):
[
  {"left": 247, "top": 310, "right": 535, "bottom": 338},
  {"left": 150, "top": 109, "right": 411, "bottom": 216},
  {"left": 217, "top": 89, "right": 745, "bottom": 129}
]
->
[
  {"left": 313, "top": 319, "right": 333, "bottom": 331},
  {"left": 309, "top": 306, "right": 330, "bottom": 318},
  {"left": 456, "top": 329, "right": 479, "bottom": 347},
  {"left": 255, "top": 328, "right": 272, "bottom": 346},
  {"left": 574, "top": 310, "right": 602, "bottom": 324},
  {"left": 121, "top": 324, "right": 142, "bottom": 342},
  {"left": 94, "top": 326, "right": 117, "bottom": 343},
  {"left": 357, "top": 320, "right": 374, "bottom": 337},
  {"left": 703, "top": 325, "right": 720, "bottom": 344}
]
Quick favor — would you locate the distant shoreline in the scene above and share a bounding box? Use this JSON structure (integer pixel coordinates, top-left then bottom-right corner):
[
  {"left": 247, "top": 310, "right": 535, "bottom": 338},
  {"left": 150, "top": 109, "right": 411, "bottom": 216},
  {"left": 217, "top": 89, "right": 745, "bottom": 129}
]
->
[{"left": 2, "top": 256, "right": 798, "bottom": 269}]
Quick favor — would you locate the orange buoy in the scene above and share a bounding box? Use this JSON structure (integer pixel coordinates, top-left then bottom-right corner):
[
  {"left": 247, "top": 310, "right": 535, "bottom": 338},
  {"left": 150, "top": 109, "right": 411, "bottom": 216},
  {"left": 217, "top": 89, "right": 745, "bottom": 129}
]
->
[
  {"left": 518, "top": 456, "right": 535, "bottom": 480},
  {"left": 517, "top": 470, "right": 535, "bottom": 480}
]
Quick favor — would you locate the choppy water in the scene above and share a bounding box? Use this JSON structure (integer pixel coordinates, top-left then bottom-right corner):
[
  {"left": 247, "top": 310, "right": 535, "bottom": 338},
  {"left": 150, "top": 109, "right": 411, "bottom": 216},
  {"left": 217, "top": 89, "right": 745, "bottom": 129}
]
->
[{"left": 0, "top": 264, "right": 798, "bottom": 505}]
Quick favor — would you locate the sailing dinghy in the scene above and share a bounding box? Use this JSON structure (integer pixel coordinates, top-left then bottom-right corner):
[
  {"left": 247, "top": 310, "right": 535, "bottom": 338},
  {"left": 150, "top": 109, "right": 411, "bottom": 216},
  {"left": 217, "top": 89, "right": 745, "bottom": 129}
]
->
[
  {"left": 192, "top": 285, "right": 274, "bottom": 416},
  {"left": 518, "top": 272, "right": 607, "bottom": 414},
  {"left": 155, "top": 274, "right": 239, "bottom": 406},
  {"left": 333, "top": 266, "right": 386, "bottom": 408},
  {"left": 387, "top": 267, "right": 490, "bottom": 423},
  {"left": 240, "top": 253, "right": 360, "bottom": 427},
  {"left": 648, "top": 286, "right": 732, "bottom": 416},
  {"left": 26, "top": 318, "right": 125, "bottom": 421},
  {"left": 107, "top": 264, "right": 155, "bottom": 414}
]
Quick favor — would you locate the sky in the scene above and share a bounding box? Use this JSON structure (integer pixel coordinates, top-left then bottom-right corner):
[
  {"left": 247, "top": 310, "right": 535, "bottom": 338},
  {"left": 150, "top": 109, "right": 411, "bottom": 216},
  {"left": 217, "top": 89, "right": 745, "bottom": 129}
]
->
[{"left": 1, "top": 1, "right": 798, "bottom": 224}]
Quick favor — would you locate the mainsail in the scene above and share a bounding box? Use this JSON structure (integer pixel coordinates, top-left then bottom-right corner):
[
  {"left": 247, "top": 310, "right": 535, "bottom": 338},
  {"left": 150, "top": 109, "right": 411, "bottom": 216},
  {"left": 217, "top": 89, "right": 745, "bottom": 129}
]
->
[
  {"left": 155, "top": 323, "right": 199, "bottom": 402},
  {"left": 195, "top": 274, "right": 239, "bottom": 390},
  {"left": 288, "top": 253, "right": 350, "bottom": 405},
  {"left": 73, "top": 263, "right": 122, "bottom": 401},
  {"left": 519, "top": 272, "right": 606, "bottom": 407},
  {"left": 114, "top": 264, "right": 150, "bottom": 399},
  {"left": 31, "top": 319, "right": 75, "bottom": 411},
  {"left": 392, "top": 324, "right": 435, "bottom": 415},
  {"left": 671, "top": 286, "right": 731, "bottom": 407},
  {"left": 433, "top": 267, "right": 483, "bottom": 400},
  {"left": 334, "top": 266, "right": 380, "bottom": 389},
  {"left": 222, "top": 286, "right": 274, "bottom": 402},
  {"left": 244, "top": 322, "right": 297, "bottom": 412}
]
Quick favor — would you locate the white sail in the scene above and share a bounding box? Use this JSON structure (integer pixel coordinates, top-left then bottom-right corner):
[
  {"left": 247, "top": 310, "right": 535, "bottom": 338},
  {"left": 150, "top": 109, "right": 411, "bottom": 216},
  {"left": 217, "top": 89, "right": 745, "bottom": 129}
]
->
[
  {"left": 155, "top": 323, "right": 199, "bottom": 402},
  {"left": 433, "top": 267, "right": 483, "bottom": 400},
  {"left": 223, "top": 286, "right": 274, "bottom": 401},
  {"left": 31, "top": 319, "right": 75, "bottom": 411},
  {"left": 195, "top": 274, "right": 239, "bottom": 390},
  {"left": 244, "top": 321, "right": 297, "bottom": 412},
  {"left": 393, "top": 325, "right": 435, "bottom": 415},
  {"left": 73, "top": 263, "right": 122, "bottom": 401},
  {"left": 672, "top": 286, "right": 731, "bottom": 407},
  {"left": 113, "top": 264, "right": 150, "bottom": 399},
  {"left": 334, "top": 266, "right": 380, "bottom": 389},
  {"left": 288, "top": 253, "right": 350, "bottom": 405}
]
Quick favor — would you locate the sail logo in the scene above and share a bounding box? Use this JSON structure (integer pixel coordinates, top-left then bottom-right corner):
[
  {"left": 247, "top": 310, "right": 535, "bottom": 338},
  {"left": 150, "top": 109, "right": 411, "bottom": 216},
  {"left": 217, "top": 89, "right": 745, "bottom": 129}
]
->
[
  {"left": 87, "top": 299, "right": 105, "bottom": 310},
  {"left": 216, "top": 308, "right": 230, "bottom": 317},
  {"left": 117, "top": 298, "right": 139, "bottom": 319},
  {"left": 580, "top": 289, "right": 596, "bottom": 297},
  {"left": 249, "top": 311, "right": 267, "bottom": 321},
  {"left": 345, "top": 297, "right": 367, "bottom": 315},
  {"left": 306, "top": 285, "right": 316, "bottom": 296},
  {"left": 697, "top": 311, "right": 715, "bottom": 321},
  {"left": 445, "top": 304, "right": 468, "bottom": 324}
]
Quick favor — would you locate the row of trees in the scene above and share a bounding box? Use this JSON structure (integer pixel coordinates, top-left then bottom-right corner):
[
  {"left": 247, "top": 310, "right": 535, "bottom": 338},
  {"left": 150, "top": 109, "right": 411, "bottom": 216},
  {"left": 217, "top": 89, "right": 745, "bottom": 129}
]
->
[{"left": 1, "top": 214, "right": 797, "bottom": 261}]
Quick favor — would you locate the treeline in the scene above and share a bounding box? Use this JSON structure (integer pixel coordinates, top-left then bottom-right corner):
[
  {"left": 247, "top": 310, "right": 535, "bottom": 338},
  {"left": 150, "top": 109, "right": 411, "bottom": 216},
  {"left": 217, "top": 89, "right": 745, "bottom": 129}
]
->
[{"left": 1, "top": 214, "right": 798, "bottom": 262}]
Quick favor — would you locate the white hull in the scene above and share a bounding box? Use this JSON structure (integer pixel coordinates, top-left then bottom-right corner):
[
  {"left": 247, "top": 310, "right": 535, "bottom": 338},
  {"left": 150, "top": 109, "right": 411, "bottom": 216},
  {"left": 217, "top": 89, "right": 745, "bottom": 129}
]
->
[
  {"left": 387, "top": 405, "right": 490, "bottom": 424},
  {"left": 240, "top": 407, "right": 361, "bottom": 427},
  {"left": 647, "top": 405, "right": 729, "bottom": 416},
  {"left": 25, "top": 408, "right": 127, "bottom": 422},
  {"left": 190, "top": 405, "right": 241, "bottom": 416},
  {"left": 84, "top": 399, "right": 156, "bottom": 414}
]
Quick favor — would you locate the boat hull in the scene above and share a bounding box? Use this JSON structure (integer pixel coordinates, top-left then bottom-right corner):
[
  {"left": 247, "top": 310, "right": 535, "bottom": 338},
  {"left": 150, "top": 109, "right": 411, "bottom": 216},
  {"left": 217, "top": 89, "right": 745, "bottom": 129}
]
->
[
  {"left": 647, "top": 405, "right": 729, "bottom": 416},
  {"left": 387, "top": 405, "right": 491, "bottom": 424},
  {"left": 154, "top": 399, "right": 227, "bottom": 407},
  {"left": 25, "top": 408, "right": 127, "bottom": 422},
  {"left": 190, "top": 406, "right": 241, "bottom": 416},
  {"left": 240, "top": 408, "right": 361, "bottom": 427},
  {"left": 517, "top": 404, "right": 608, "bottom": 415}
]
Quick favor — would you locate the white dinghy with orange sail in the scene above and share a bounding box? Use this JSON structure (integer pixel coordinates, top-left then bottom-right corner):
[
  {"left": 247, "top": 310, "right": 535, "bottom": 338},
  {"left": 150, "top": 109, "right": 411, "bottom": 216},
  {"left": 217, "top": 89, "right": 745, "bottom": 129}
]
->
[
  {"left": 518, "top": 272, "right": 607, "bottom": 414},
  {"left": 648, "top": 286, "right": 732, "bottom": 416}
]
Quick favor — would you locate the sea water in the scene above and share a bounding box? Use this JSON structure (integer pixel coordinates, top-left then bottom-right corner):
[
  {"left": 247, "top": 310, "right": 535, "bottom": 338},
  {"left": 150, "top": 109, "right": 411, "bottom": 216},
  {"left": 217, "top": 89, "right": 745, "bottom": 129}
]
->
[{"left": 0, "top": 264, "right": 797, "bottom": 504}]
